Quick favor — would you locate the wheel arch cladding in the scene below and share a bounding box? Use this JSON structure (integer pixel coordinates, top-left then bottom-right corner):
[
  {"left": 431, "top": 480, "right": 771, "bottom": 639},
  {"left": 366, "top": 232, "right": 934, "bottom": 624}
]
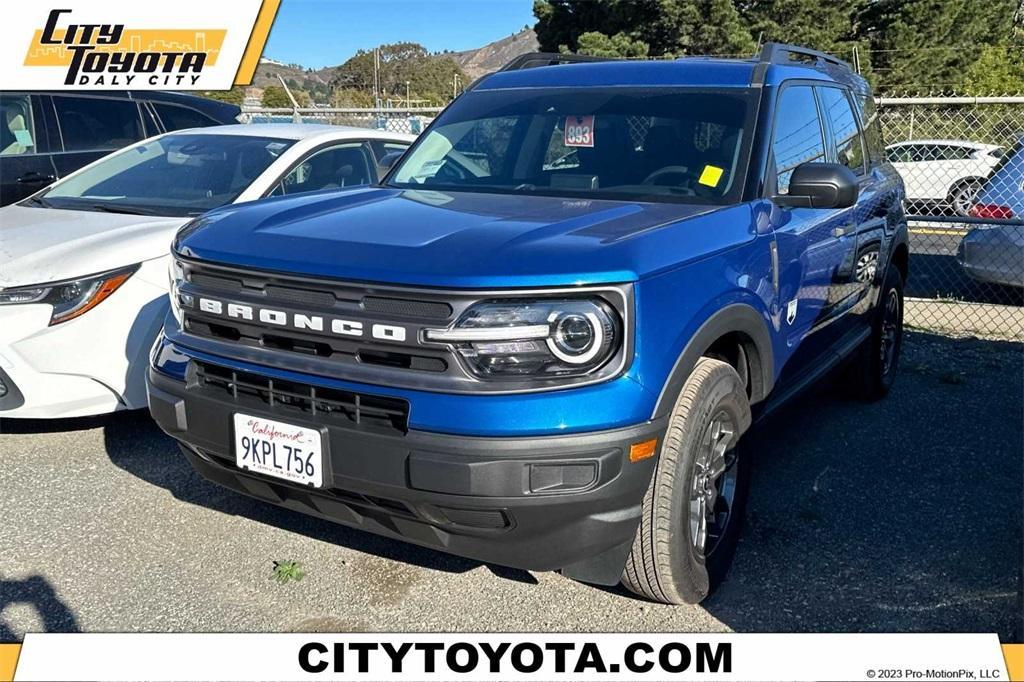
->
[
  {"left": 890, "top": 241, "right": 909, "bottom": 283},
  {"left": 651, "top": 303, "right": 774, "bottom": 420}
]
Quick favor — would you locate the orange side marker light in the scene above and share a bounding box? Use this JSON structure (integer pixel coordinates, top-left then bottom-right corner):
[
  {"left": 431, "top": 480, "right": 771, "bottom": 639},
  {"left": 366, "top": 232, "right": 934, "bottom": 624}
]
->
[{"left": 629, "top": 438, "right": 658, "bottom": 462}]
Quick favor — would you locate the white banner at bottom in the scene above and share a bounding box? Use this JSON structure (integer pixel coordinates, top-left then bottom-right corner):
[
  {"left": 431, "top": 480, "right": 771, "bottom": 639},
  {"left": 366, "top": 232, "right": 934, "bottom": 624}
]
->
[{"left": 9, "top": 632, "right": 1014, "bottom": 681}]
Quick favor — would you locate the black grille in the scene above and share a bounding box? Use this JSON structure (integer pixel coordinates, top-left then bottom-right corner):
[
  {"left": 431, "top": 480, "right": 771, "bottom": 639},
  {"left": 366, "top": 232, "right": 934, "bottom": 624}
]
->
[
  {"left": 192, "top": 361, "right": 409, "bottom": 435},
  {"left": 362, "top": 296, "right": 452, "bottom": 320}
]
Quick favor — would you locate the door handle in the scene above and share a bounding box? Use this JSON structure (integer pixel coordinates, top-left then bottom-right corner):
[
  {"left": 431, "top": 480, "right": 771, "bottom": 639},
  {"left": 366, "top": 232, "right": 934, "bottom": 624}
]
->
[{"left": 16, "top": 171, "right": 55, "bottom": 184}]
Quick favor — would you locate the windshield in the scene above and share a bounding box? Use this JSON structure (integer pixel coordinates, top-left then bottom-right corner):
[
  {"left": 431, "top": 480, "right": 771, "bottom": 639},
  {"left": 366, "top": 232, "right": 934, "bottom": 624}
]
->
[
  {"left": 389, "top": 87, "right": 756, "bottom": 204},
  {"left": 37, "top": 134, "right": 294, "bottom": 217}
]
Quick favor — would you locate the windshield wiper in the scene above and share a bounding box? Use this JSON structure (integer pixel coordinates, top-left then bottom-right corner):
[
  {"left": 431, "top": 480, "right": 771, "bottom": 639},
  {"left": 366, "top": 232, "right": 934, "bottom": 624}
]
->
[
  {"left": 24, "top": 195, "right": 53, "bottom": 208},
  {"left": 84, "top": 203, "right": 162, "bottom": 216}
]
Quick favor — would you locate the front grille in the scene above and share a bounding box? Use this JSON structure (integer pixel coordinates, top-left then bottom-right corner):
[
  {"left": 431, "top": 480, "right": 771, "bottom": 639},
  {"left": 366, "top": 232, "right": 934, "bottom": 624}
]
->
[
  {"left": 192, "top": 361, "right": 409, "bottom": 435},
  {"left": 180, "top": 261, "right": 456, "bottom": 375}
]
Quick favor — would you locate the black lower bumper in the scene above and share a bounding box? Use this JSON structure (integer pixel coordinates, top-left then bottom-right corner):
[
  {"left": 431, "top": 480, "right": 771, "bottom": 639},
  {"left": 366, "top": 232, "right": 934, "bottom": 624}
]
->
[{"left": 147, "top": 368, "right": 664, "bottom": 585}]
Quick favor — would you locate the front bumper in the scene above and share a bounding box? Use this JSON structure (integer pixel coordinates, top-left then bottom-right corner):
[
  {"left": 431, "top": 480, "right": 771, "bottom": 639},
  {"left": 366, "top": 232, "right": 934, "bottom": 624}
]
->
[{"left": 147, "top": 367, "right": 665, "bottom": 584}]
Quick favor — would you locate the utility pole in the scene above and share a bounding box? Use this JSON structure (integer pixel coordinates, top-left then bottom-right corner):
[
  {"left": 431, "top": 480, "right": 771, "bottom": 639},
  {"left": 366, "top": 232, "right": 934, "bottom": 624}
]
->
[
  {"left": 277, "top": 74, "right": 301, "bottom": 123},
  {"left": 406, "top": 80, "right": 410, "bottom": 108},
  {"left": 373, "top": 48, "right": 381, "bottom": 109}
]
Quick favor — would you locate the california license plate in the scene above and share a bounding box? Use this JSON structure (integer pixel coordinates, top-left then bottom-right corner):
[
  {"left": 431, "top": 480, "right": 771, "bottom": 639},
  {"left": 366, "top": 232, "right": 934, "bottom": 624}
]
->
[{"left": 233, "top": 413, "right": 324, "bottom": 487}]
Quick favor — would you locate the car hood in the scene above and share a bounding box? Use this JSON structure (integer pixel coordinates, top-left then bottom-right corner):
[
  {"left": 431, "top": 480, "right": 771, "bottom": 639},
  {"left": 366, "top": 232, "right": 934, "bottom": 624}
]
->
[
  {"left": 0, "top": 204, "right": 186, "bottom": 287},
  {"left": 178, "top": 187, "right": 742, "bottom": 287}
]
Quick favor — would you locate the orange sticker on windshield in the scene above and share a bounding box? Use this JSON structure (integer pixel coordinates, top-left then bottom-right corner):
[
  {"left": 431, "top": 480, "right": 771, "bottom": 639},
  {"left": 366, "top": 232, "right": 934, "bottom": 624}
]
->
[{"left": 564, "top": 116, "right": 595, "bottom": 147}]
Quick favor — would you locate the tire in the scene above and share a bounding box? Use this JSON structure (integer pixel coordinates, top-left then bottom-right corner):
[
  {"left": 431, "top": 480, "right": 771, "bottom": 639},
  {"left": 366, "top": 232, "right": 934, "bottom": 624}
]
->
[
  {"left": 850, "top": 265, "right": 904, "bottom": 400},
  {"left": 949, "top": 179, "right": 983, "bottom": 217},
  {"left": 621, "top": 357, "right": 752, "bottom": 604}
]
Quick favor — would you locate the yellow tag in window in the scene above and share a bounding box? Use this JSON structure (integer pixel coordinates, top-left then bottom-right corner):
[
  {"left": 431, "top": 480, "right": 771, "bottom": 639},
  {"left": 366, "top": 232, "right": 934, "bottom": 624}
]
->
[{"left": 698, "top": 165, "right": 724, "bottom": 187}]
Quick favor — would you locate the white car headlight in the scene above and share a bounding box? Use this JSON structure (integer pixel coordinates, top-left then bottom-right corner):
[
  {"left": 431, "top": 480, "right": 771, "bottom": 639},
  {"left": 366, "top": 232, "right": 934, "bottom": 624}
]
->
[{"left": 0, "top": 265, "right": 137, "bottom": 326}]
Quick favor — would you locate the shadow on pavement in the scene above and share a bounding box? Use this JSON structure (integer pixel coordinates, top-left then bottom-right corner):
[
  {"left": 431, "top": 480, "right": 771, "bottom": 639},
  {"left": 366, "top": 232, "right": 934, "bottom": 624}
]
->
[
  {"left": 0, "top": 575, "right": 80, "bottom": 640},
  {"left": 703, "top": 332, "right": 1023, "bottom": 639},
  {"left": 47, "top": 330, "right": 1021, "bottom": 636},
  {"left": 96, "top": 412, "right": 502, "bottom": 580}
]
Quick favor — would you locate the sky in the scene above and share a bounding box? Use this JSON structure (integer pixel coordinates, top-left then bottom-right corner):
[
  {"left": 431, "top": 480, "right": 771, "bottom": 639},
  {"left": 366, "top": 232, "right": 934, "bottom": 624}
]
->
[{"left": 264, "top": 0, "right": 536, "bottom": 69}]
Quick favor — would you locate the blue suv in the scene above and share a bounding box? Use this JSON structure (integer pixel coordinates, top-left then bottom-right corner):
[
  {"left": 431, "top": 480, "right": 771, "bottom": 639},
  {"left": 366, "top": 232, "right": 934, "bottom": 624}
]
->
[{"left": 148, "top": 44, "right": 909, "bottom": 604}]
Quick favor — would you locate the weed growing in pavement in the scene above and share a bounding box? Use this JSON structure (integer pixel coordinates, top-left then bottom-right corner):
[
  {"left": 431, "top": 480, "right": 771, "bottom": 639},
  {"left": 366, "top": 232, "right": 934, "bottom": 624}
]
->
[{"left": 271, "top": 560, "right": 305, "bottom": 584}]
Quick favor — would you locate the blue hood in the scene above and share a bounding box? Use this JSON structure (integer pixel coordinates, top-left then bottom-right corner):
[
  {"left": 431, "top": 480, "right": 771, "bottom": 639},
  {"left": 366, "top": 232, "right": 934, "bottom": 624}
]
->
[{"left": 177, "top": 187, "right": 749, "bottom": 288}]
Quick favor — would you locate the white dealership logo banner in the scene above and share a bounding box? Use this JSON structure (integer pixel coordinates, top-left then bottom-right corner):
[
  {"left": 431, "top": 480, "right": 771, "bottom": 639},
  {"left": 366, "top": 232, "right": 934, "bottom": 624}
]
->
[
  {"left": 0, "top": 0, "right": 279, "bottom": 90},
  {"left": 0, "top": 633, "right": 1017, "bottom": 681}
]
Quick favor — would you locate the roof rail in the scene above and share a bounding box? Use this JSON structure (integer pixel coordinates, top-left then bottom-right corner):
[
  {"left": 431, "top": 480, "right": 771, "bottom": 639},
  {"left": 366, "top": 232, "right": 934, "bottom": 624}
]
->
[
  {"left": 759, "top": 42, "right": 852, "bottom": 72},
  {"left": 499, "top": 52, "right": 614, "bottom": 72}
]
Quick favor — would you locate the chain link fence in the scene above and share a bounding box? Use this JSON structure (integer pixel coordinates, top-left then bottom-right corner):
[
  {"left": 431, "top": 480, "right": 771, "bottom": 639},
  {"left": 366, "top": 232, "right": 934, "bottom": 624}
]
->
[
  {"left": 878, "top": 95, "right": 1023, "bottom": 339},
  {"left": 238, "top": 106, "right": 443, "bottom": 135},
  {"left": 240, "top": 95, "right": 1024, "bottom": 339}
]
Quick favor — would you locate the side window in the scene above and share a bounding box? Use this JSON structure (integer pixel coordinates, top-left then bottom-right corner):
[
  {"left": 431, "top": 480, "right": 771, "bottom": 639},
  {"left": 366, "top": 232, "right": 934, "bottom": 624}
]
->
[
  {"left": 152, "top": 103, "right": 219, "bottom": 131},
  {"left": 819, "top": 87, "right": 866, "bottom": 175},
  {"left": 938, "top": 145, "right": 973, "bottom": 161},
  {"left": 772, "top": 85, "right": 826, "bottom": 194},
  {"left": 855, "top": 94, "right": 885, "bottom": 165},
  {"left": 887, "top": 145, "right": 912, "bottom": 163},
  {"left": 274, "top": 143, "right": 375, "bottom": 196},
  {"left": 52, "top": 96, "right": 143, "bottom": 151},
  {"left": 0, "top": 94, "right": 38, "bottom": 156}
]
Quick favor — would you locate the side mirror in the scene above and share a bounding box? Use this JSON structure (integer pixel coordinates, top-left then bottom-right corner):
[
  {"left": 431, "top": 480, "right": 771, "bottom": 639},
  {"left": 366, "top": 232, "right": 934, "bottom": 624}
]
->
[
  {"left": 774, "top": 162, "right": 859, "bottom": 209},
  {"left": 377, "top": 150, "right": 405, "bottom": 179}
]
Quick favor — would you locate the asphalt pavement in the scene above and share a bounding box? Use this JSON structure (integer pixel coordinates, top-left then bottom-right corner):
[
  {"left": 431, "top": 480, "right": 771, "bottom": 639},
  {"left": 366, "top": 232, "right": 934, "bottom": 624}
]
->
[{"left": 1, "top": 331, "right": 1021, "bottom": 639}]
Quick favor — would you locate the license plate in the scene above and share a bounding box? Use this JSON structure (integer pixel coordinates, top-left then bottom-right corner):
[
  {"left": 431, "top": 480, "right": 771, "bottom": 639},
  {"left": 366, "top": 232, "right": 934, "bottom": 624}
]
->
[{"left": 233, "top": 413, "right": 324, "bottom": 487}]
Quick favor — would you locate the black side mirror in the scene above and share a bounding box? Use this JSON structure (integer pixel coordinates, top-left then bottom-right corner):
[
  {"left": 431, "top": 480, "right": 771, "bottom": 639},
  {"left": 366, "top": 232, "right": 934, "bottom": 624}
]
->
[
  {"left": 377, "top": 150, "right": 405, "bottom": 179},
  {"left": 774, "top": 162, "right": 859, "bottom": 209}
]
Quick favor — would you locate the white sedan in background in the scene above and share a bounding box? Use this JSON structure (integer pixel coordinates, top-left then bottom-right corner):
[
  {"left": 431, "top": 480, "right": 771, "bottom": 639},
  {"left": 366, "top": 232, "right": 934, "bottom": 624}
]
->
[
  {"left": 0, "top": 124, "right": 413, "bottom": 419},
  {"left": 885, "top": 139, "right": 1003, "bottom": 215}
]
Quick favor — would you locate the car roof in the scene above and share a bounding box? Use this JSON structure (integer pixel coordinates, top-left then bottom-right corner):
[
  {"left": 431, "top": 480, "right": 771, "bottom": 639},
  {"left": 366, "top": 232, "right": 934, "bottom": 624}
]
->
[
  {"left": 474, "top": 56, "right": 857, "bottom": 91},
  {"left": 886, "top": 139, "right": 1000, "bottom": 149},
  {"left": 163, "top": 123, "right": 415, "bottom": 141},
  {"left": 21, "top": 90, "right": 241, "bottom": 118}
]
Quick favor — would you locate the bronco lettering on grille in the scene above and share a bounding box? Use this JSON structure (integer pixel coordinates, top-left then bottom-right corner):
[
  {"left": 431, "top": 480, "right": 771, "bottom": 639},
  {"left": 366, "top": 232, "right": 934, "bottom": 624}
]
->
[{"left": 194, "top": 297, "right": 407, "bottom": 342}]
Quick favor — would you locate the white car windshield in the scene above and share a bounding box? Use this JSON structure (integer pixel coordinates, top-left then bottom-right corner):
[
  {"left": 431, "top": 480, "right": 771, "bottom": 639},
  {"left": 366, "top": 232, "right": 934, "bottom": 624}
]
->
[{"left": 33, "top": 134, "right": 294, "bottom": 217}]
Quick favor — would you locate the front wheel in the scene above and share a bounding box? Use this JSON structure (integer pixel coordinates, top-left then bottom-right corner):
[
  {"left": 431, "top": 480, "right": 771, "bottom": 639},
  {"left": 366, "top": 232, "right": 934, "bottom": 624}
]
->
[{"left": 621, "top": 357, "right": 752, "bottom": 604}]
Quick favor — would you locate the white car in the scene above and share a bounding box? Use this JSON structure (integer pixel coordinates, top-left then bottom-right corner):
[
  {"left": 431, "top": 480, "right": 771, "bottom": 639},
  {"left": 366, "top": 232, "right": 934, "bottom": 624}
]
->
[
  {"left": 885, "top": 139, "right": 1003, "bottom": 215},
  {"left": 0, "top": 124, "right": 413, "bottom": 419}
]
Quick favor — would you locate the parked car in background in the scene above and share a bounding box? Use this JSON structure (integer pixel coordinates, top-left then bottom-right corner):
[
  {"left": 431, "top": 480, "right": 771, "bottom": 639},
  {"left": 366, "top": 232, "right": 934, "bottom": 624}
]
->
[
  {"left": 0, "top": 124, "right": 413, "bottom": 419},
  {"left": 959, "top": 139, "right": 1024, "bottom": 288},
  {"left": 886, "top": 139, "right": 1003, "bottom": 215},
  {"left": 0, "top": 91, "right": 241, "bottom": 206}
]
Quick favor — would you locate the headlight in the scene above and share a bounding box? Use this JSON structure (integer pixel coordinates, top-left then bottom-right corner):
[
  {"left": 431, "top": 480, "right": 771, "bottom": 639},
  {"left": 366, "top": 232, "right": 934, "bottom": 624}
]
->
[
  {"left": 0, "top": 265, "right": 137, "bottom": 326},
  {"left": 168, "top": 258, "right": 188, "bottom": 325},
  {"left": 425, "top": 297, "right": 622, "bottom": 380}
]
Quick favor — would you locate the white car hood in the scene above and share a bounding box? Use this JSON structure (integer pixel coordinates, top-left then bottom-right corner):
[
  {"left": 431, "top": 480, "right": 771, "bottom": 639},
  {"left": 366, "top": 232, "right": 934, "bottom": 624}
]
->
[{"left": 0, "top": 204, "right": 187, "bottom": 287}]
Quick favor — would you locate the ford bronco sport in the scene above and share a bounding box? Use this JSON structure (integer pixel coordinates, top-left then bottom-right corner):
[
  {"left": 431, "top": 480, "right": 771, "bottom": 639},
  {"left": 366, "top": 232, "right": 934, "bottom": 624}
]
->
[{"left": 148, "top": 44, "right": 909, "bottom": 604}]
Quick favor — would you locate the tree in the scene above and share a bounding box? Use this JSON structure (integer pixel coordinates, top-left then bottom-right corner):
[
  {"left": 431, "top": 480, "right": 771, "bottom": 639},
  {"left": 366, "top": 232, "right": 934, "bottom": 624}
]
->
[
  {"left": 200, "top": 86, "right": 246, "bottom": 105},
  {"left": 858, "top": 0, "right": 1020, "bottom": 93},
  {"left": 739, "top": 0, "right": 862, "bottom": 55},
  {"left": 329, "top": 42, "right": 468, "bottom": 104},
  {"left": 261, "top": 85, "right": 291, "bottom": 107},
  {"left": 962, "top": 44, "right": 1024, "bottom": 95},
  {"left": 534, "top": 0, "right": 755, "bottom": 57},
  {"left": 569, "top": 31, "right": 649, "bottom": 57},
  {"left": 330, "top": 88, "right": 375, "bottom": 107}
]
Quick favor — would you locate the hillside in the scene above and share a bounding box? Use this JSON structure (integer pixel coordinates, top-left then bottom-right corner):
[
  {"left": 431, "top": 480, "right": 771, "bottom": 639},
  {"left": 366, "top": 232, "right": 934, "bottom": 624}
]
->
[
  {"left": 251, "top": 28, "right": 540, "bottom": 104},
  {"left": 451, "top": 28, "right": 539, "bottom": 80},
  {"left": 252, "top": 58, "right": 333, "bottom": 93}
]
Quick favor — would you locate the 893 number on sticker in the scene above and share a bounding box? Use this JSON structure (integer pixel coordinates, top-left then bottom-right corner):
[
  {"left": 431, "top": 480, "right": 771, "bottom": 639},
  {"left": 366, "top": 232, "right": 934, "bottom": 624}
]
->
[
  {"left": 564, "top": 115, "right": 595, "bottom": 147},
  {"left": 233, "top": 413, "right": 324, "bottom": 487}
]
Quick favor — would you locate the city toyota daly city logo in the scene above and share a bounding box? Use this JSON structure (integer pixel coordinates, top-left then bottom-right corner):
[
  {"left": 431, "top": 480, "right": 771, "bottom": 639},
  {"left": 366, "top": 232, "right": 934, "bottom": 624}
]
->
[{"left": 25, "top": 9, "right": 224, "bottom": 86}]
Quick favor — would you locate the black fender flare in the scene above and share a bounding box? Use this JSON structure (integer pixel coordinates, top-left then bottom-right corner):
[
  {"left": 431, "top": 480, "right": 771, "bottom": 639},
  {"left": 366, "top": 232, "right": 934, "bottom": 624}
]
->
[{"left": 651, "top": 303, "right": 775, "bottom": 420}]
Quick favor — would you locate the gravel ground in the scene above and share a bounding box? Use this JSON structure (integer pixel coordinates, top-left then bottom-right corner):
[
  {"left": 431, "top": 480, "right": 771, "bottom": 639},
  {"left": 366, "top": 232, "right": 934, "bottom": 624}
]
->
[{"left": 1, "top": 331, "right": 1020, "bottom": 638}]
